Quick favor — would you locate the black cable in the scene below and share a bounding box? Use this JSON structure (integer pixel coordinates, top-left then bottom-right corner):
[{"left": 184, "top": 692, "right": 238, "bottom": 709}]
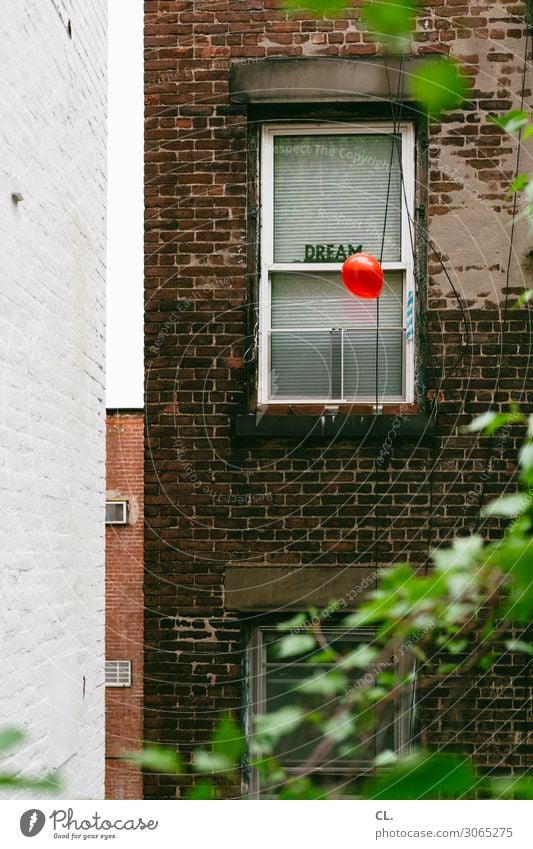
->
[
  {"left": 474, "top": 23, "right": 530, "bottom": 531},
  {"left": 382, "top": 61, "right": 474, "bottom": 567},
  {"left": 371, "top": 53, "right": 406, "bottom": 588},
  {"left": 377, "top": 60, "right": 401, "bottom": 417},
  {"left": 424, "top": 232, "right": 472, "bottom": 383}
]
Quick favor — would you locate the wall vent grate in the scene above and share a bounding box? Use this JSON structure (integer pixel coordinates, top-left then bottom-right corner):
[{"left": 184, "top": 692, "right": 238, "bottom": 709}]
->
[{"left": 105, "top": 660, "right": 132, "bottom": 687}]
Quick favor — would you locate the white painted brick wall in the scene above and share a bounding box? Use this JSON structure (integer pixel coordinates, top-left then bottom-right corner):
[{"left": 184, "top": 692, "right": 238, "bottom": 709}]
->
[{"left": 0, "top": 0, "right": 107, "bottom": 798}]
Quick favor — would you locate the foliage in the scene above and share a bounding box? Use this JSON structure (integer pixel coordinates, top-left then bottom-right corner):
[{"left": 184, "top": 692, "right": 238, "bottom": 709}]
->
[
  {"left": 410, "top": 58, "right": 468, "bottom": 117},
  {"left": 361, "top": 0, "right": 418, "bottom": 50},
  {"left": 0, "top": 729, "right": 61, "bottom": 794}
]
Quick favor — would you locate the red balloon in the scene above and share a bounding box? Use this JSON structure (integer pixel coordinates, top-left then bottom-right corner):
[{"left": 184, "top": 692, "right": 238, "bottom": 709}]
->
[{"left": 341, "top": 253, "right": 384, "bottom": 299}]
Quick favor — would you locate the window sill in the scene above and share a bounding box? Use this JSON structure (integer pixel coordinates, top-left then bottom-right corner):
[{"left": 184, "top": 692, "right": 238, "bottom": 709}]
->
[{"left": 234, "top": 411, "right": 435, "bottom": 439}]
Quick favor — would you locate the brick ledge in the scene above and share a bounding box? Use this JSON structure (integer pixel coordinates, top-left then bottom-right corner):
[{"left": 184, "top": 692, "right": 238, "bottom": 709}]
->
[{"left": 234, "top": 413, "right": 435, "bottom": 439}]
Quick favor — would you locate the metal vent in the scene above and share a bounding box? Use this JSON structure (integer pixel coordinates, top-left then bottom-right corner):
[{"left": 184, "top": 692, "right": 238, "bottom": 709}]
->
[
  {"left": 105, "top": 660, "right": 132, "bottom": 687},
  {"left": 105, "top": 500, "right": 128, "bottom": 525}
]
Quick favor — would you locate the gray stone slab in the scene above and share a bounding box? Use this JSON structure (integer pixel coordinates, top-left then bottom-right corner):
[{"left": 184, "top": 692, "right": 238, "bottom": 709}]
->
[
  {"left": 229, "top": 56, "right": 424, "bottom": 104},
  {"left": 225, "top": 565, "right": 379, "bottom": 611}
]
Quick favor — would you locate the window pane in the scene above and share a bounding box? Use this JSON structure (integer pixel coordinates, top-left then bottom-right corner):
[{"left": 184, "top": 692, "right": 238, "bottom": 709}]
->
[
  {"left": 270, "top": 273, "right": 404, "bottom": 400},
  {"left": 261, "top": 628, "right": 395, "bottom": 771},
  {"left": 273, "top": 133, "right": 402, "bottom": 263},
  {"left": 271, "top": 271, "right": 403, "bottom": 329},
  {"left": 270, "top": 330, "right": 332, "bottom": 398},
  {"left": 343, "top": 329, "right": 404, "bottom": 398}
]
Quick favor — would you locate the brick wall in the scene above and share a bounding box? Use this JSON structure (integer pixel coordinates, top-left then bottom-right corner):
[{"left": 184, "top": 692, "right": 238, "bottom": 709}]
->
[
  {"left": 0, "top": 0, "right": 107, "bottom": 798},
  {"left": 145, "top": 0, "right": 533, "bottom": 798},
  {"left": 106, "top": 412, "right": 144, "bottom": 799}
]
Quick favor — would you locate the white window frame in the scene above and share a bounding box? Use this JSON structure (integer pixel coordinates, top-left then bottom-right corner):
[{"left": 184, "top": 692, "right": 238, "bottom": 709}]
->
[
  {"left": 246, "top": 623, "right": 413, "bottom": 798},
  {"left": 105, "top": 499, "right": 129, "bottom": 525},
  {"left": 258, "top": 122, "right": 415, "bottom": 406}
]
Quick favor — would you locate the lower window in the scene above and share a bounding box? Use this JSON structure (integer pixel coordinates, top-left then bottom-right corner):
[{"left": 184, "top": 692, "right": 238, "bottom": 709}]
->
[{"left": 246, "top": 624, "right": 413, "bottom": 798}]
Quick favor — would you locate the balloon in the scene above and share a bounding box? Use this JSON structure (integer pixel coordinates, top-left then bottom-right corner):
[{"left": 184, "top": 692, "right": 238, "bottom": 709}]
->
[{"left": 341, "top": 253, "right": 384, "bottom": 299}]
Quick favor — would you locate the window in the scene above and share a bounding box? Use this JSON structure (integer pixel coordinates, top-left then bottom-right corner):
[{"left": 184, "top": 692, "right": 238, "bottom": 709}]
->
[
  {"left": 259, "top": 123, "right": 415, "bottom": 406},
  {"left": 247, "top": 624, "right": 412, "bottom": 798},
  {"left": 105, "top": 500, "right": 128, "bottom": 525},
  {"left": 105, "top": 660, "right": 132, "bottom": 687}
]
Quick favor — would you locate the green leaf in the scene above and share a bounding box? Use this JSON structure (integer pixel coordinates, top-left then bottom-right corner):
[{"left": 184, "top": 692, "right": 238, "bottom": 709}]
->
[
  {"left": 254, "top": 706, "right": 304, "bottom": 749},
  {"left": 482, "top": 493, "right": 529, "bottom": 517},
  {"left": 446, "top": 639, "right": 468, "bottom": 654},
  {"left": 212, "top": 718, "right": 245, "bottom": 766},
  {"left": 0, "top": 728, "right": 25, "bottom": 756},
  {"left": 276, "top": 612, "right": 308, "bottom": 631},
  {"left": 361, "top": 0, "right": 419, "bottom": 47},
  {"left": 279, "top": 777, "right": 325, "bottom": 800},
  {"left": 411, "top": 58, "right": 468, "bottom": 117},
  {"left": 433, "top": 534, "right": 484, "bottom": 571},
  {"left": 513, "top": 289, "right": 533, "bottom": 310},
  {"left": 298, "top": 669, "right": 347, "bottom": 696},
  {"left": 374, "top": 749, "right": 398, "bottom": 767},
  {"left": 323, "top": 715, "right": 355, "bottom": 744},
  {"left": 193, "top": 750, "right": 233, "bottom": 774},
  {"left": 486, "top": 535, "right": 533, "bottom": 623},
  {"left": 283, "top": 0, "right": 351, "bottom": 16},
  {"left": 491, "top": 776, "right": 533, "bottom": 799},
  {"left": 478, "top": 650, "right": 499, "bottom": 672},
  {"left": 463, "top": 409, "right": 522, "bottom": 435},
  {"left": 186, "top": 782, "right": 216, "bottom": 800},
  {"left": 518, "top": 442, "right": 533, "bottom": 476},
  {"left": 0, "top": 771, "right": 61, "bottom": 793},
  {"left": 340, "top": 645, "right": 379, "bottom": 670},
  {"left": 273, "top": 633, "right": 316, "bottom": 659},
  {"left": 309, "top": 647, "right": 337, "bottom": 664},
  {"left": 366, "top": 751, "right": 478, "bottom": 799},
  {"left": 122, "top": 745, "right": 182, "bottom": 774},
  {"left": 488, "top": 109, "right": 529, "bottom": 135},
  {"left": 506, "top": 173, "right": 529, "bottom": 196},
  {"left": 505, "top": 640, "right": 533, "bottom": 656}
]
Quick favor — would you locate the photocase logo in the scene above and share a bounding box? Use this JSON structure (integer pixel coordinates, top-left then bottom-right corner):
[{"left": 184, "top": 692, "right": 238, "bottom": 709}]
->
[{"left": 20, "top": 809, "right": 46, "bottom": 837}]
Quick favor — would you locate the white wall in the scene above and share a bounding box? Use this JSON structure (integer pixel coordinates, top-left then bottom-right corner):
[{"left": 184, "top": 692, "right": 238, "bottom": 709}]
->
[
  {"left": 0, "top": 0, "right": 107, "bottom": 798},
  {"left": 107, "top": 0, "right": 144, "bottom": 409}
]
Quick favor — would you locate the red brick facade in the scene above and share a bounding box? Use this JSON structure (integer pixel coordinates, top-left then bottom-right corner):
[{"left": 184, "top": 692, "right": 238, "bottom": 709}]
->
[
  {"left": 144, "top": 1, "right": 532, "bottom": 798},
  {"left": 106, "top": 412, "right": 144, "bottom": 799}
]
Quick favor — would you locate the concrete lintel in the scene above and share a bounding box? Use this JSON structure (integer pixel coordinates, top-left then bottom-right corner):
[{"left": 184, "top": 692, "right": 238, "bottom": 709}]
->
[
  {"left": 229, "top": 56, "right": 423, "bottom": 104},
  {"left": 225, "top": 566, "right": 378, "bottom": 612}
]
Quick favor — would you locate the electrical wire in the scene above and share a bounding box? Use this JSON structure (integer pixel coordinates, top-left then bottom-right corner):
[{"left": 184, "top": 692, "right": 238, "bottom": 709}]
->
[
  {"left": 474, "top": 24, "right": 530, "bottom": 531},
  {"left": 371, "top": 52, "right": 406, "bottom": 588}
]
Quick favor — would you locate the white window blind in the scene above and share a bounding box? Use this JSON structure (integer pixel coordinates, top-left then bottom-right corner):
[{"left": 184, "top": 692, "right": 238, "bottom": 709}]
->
[
  {"left": 273, "top": 134, "right": 402, "bottom": 263},
  {"left": 270, "top": 272, "right": 403, "bottom": 399}
]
